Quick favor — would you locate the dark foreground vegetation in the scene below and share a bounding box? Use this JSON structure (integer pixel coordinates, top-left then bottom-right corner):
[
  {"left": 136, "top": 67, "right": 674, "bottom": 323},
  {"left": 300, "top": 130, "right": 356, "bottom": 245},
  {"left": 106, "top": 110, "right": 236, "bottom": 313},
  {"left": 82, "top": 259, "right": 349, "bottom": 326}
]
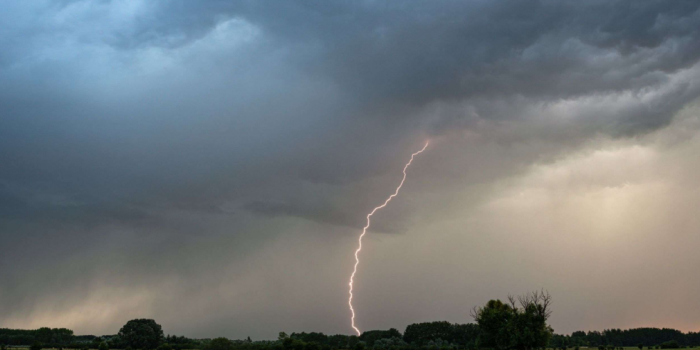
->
[{"left": 2, "top": 292, "right": 698, "bottom": 350}]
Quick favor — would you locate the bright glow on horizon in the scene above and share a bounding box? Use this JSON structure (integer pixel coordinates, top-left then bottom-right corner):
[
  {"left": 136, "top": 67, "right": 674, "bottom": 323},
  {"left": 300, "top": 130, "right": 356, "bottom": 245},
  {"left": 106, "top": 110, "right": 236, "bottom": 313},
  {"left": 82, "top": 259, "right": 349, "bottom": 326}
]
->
[{"left": 348, "top": 141, "right": 430, "bottom": 335}]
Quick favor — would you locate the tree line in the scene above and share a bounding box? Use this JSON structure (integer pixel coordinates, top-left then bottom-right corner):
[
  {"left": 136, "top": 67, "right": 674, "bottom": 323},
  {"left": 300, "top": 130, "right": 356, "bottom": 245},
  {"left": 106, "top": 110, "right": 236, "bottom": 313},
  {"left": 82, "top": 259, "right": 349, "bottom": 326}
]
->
[
  {"left": 0, "top": 322, "right": 201, "bottom": 350},
  {"left": 550, "top": 328, "right": 700, "bottom": 348},
  {"left": 0, "top": 328, "right": 75, "bottom": 346},
  {"left": 2, "top": 291, "right": 697, "bottom": 350}
]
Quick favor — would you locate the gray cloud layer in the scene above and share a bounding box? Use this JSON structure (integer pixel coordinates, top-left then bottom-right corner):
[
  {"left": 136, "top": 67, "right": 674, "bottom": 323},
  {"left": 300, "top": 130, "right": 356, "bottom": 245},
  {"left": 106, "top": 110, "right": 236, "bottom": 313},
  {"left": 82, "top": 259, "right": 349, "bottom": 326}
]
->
[{"left": 1, "top": 0, "right": 700, "bottom": 339}]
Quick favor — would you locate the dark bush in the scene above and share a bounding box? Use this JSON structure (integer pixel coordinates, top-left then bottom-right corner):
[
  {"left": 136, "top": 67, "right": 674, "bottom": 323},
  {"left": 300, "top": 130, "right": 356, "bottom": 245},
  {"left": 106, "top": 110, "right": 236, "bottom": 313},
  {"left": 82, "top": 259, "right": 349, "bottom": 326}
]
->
[
  {"left": 660, "top": 341, "right": 680, "bottom": 349},
  {"left": 204, "top": 338, "right": 235, "bottom": 350},
  {"left": 305, "top": 342, "right": 321, "bottom": 350}
]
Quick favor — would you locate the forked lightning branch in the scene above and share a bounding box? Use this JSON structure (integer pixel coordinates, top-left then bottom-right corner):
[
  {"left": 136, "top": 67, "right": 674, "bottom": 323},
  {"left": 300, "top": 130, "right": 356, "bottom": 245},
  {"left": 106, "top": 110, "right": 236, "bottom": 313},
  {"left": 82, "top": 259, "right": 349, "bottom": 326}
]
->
[{"left": 347, "top": 141, "right": 430, "bottom": 335}]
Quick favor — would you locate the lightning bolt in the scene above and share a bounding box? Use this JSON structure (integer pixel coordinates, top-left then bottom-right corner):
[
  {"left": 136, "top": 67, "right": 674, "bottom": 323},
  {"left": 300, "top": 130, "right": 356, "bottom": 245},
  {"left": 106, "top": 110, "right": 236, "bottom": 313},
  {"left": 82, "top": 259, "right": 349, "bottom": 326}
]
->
[{"left": 348, "top": 141, "right": 429, "bottom": 335}]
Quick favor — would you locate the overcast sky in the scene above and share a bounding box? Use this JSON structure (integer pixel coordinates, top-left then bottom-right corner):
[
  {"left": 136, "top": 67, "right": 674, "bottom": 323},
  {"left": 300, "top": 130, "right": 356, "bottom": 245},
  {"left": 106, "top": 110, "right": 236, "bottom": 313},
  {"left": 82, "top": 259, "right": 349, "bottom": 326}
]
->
[{"left": 2, "top": 0, "right": 700, "bottom": 340}]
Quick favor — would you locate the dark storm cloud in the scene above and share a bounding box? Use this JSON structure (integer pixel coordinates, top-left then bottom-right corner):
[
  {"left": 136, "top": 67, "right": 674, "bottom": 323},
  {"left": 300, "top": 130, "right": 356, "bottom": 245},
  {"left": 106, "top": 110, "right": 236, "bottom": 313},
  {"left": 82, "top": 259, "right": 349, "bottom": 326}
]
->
[
  {"left": 237, "top": 0, "right": 700, "bottom": 112},
  {"left": 222, "top": 0, "right": 700, "bottom": 220},
  {"left": 2, "top": 0, "right": 700, "bottom": 338}
]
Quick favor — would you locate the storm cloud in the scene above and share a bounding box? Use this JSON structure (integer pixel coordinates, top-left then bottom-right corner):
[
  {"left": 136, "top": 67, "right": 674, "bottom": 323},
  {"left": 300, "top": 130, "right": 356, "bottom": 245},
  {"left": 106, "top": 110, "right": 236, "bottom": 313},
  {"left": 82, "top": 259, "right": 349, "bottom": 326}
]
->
[{"left": 1, "top": 0, "right": 700, "bottom": 339}]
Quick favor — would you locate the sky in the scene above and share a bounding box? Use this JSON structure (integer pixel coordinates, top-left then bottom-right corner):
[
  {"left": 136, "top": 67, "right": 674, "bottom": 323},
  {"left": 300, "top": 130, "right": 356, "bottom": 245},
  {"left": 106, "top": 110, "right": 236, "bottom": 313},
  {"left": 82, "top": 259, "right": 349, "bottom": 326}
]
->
[{"left": 1, "top": 0, "right": 700, "bottom": 340}]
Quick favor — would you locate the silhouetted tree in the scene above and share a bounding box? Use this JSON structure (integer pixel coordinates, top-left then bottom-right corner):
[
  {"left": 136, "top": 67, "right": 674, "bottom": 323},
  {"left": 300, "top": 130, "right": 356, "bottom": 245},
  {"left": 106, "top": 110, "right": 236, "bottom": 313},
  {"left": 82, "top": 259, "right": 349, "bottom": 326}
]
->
[
  {"left": 118, "top": 319, "right": 165, "bottom": 350},
  {"left": 471, "top": 299, "right": 514, "bottom": 350},
  {"left": 360, "top": 329, "right": 401, "bottom": 347},
  {"left": 472, "top": 290, "right": 553, "bottom": 350},
  {"left": 404, "top": 321, "right": 458, "bottom": 346}
]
